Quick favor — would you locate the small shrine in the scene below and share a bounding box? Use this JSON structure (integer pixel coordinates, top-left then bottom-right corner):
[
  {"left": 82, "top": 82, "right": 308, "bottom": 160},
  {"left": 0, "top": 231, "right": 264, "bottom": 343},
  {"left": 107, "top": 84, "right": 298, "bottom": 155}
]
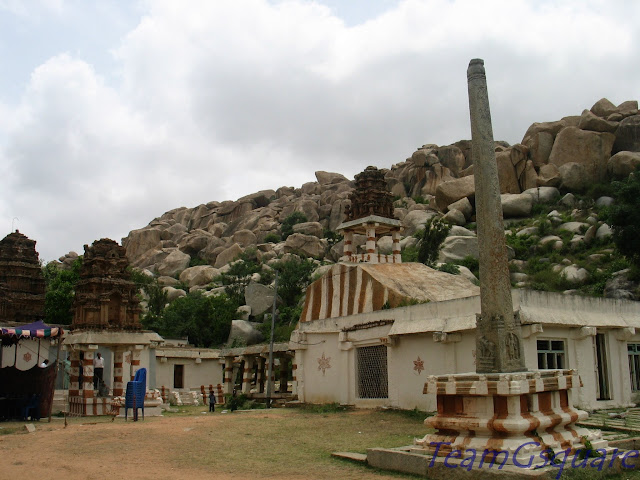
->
[
  {"left": 337, "top": 166, "right": 402, "bottom": 264},
  {"left": 0, "top": 231, "right": 46, "bottom": 323},
  {"left": 65, "top": 238, "right": 161, "bottom": 416}
]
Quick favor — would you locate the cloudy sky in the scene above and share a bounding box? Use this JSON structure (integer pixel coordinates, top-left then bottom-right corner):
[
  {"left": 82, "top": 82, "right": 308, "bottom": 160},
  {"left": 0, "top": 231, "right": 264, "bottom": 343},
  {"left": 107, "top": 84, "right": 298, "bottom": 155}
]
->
[{"left": 0, "top": 0, "right": 638, "bottom": 262}]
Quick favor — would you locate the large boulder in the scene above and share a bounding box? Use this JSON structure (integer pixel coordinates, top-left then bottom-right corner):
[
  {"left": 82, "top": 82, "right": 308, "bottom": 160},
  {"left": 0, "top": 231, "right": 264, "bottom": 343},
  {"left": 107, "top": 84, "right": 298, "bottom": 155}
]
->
[
  {"left": 244, "top": 282, "right": 276, "bottom": 317},
  {"left": 608, "top": 151, "right": 640, "bottom": 178},
  {"left": 501, "top": 193, "right": 533, "bottom": 218},
  {"left": 613, "top": 115, "right": 640, "bottom": 154},
  {"left": 155, "top": 249, "right": 191, "bottom": 277},
  {"left": 496, "top": 150, "right": 522, "bottom": 194},
  {"left": 179, "top": 265, "right": 220, "bottom": 288},
  {"left": 177, "top": 230, "right": 212, "bottom": 255},
  {"left": 536, "top": 164, "right": 562, "bottom": 187},
  {"left": 283, "top": 233, "right": 328, "bottom": 258},
  {"left": 590, "top": 98, "right": 618, "bottom": 118},
  {"left": 214, "top": 243, "right": 243, "bottom": 268},
  {"left": 401, "top": 210, "right": 438, "bottom": 236},
  {"left": 232, "top": 229, "right": 257, "bottom": 247},
  {"left": 521, "top": 120, "right": 565, "bottom": 144},
  {"left": 227, "top": 320, "right": 265, "bottom": 347},
  {"left": 447, "top": 197, "right": 473, "bottom": 220},
  {"left": 123, "top": 227, "right": 162, "bottom": 263},
  {"left": 558, "top": 163, "right": 589, "bottom": 191},
  {"left": 421, "top": 164, "right": 455, "bottom": 196},
  {"left": 435, "top": 175, "right": 475, "bottom": 212},
  {"left": 525, "top": 131, "right": 554, "bottom": 168},
  {"left": 578, "top": 110, "right": 618, "bottom": 133},
  {"left": 436, "top": 145, "right": 467, "bottom": 177},
  {"left": 522, "top": 186, "right": 560, "bottom": 205},
  {"left": 438, "top": 236, "right": 479, "bottom": 263},
  {"left": 315, "top": 171, "right": 349, "bottom": 185},
  {"left": 292, "top": 221, "right": 323, "bottom": 238},
  {"left": 548, "top": 127, "right": 616, "bottom": 183},
  {"left": 163, "top": 286, "right": 187, "bottom": 301}
]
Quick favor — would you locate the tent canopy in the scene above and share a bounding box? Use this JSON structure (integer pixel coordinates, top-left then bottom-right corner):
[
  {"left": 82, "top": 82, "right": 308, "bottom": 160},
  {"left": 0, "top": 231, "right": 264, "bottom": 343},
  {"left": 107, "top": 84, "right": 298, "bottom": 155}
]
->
[{"left": 1, "top": 320, "right": 63, "bottom": 346}]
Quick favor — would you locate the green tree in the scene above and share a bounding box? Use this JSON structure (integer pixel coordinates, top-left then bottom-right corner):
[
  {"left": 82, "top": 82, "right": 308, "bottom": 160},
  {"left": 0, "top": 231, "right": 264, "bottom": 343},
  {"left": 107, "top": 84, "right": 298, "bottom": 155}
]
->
[
  {"left": 43, "top": 257, "right": 82, "bottom": 325},
  {"left": 151, "top": 291, "right": 237, "bottom": 347},
  {"left": 129, "top": 268, "right": 168, "bottom": 328},
  {"left": 415, "top": 217, "right": 451, "bottom": 267},
  {"left": 280, "top": 212, "right": 308, "bottom": 240},
  {"left": 215, "top": 249, "right": 265, "bottom": 306},
  {"left": 606, "top": 170, "right": 640, "bottom": 268},
  {"left": 272, "top": 257, "right": 316, "bottom": 324}
]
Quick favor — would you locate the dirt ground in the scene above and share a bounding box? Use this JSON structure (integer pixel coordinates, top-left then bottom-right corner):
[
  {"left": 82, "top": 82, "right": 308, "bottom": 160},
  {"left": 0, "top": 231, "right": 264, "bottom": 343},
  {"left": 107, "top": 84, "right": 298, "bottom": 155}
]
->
[{"left": 0, "top": 408, "right": 422, "bottom": 479}]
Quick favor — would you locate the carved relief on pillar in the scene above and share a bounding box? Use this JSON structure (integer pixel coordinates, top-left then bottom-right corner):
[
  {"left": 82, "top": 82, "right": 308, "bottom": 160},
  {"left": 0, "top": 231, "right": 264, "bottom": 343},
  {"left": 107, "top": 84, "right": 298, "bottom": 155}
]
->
[{"left": 72, "top": 238, "right": 142, "bottom": 331}]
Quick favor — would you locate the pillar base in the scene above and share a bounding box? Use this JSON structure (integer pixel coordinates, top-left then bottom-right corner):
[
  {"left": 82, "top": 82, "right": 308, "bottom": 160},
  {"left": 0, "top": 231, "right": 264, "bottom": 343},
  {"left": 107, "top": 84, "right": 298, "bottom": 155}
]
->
[{"left": 414, "top": 370, "right": 608, "bottom": 464}]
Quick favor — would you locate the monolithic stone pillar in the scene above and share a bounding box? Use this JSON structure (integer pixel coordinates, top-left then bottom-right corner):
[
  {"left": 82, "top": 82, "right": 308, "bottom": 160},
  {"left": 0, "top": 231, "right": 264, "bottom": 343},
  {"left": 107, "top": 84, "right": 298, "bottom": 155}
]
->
[{"left": 467, "top": 58, "right": 526, "bottom": 373}]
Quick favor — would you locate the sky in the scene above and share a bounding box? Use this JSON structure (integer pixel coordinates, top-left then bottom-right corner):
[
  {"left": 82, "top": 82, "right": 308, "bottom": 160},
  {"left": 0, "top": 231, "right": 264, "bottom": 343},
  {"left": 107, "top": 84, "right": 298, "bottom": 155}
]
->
[{"left": 0, "top": 0, "right": 638, "bottom": 263}]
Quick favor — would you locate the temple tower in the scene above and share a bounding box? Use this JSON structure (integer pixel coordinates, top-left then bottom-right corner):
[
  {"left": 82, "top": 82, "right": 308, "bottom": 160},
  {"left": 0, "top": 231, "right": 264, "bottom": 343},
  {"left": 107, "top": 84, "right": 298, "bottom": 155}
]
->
[
  {"left": 0, "top": 231, "right": 45, "bottom": 323},
  {"left": 337, "top": 166, "right": 402, "bottom": 264},
  {"left": 72, "top": 238, "right": 142, "bottom": 331}
]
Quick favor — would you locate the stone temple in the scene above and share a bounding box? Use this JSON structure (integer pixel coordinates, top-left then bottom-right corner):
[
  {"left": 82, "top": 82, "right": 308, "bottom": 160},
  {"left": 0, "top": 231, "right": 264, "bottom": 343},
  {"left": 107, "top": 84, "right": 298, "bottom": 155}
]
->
[{"left": 0, "top": 231, "right": 46, "bottom": 324}]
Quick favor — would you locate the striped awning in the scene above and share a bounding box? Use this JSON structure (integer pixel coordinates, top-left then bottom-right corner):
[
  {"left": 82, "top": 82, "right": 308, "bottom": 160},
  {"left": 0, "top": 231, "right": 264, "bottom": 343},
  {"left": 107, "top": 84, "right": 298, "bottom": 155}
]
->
[{"left": 0, "top": 320, "right": 63, "bottom": 339}]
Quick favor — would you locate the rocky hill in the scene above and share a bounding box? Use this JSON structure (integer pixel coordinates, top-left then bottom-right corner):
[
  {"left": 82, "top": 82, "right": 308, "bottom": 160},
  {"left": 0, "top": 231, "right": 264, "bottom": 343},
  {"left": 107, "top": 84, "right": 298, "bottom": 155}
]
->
[{"left": 59, "top": 97, "right": 640, "bottom": 311}]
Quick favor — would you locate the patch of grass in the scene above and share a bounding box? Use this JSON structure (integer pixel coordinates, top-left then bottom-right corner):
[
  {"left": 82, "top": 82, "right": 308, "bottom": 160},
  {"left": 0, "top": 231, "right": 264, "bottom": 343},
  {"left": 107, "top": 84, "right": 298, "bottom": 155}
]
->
[{"left": 299, "top": 402, "right": 351, "bottom": 414}]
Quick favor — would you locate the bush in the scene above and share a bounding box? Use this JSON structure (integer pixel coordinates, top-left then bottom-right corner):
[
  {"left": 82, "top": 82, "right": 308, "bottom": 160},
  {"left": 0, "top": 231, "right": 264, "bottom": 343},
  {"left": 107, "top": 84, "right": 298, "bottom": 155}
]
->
[
  {"left": 401, "top": 245, "right": 419, "bottom": 262},
  {"left": 437, "top": 263, "right": 460, "bottom": 275},
  {"left": 281, "top": 212, "right": 308, "bottom": 240},
  {"left": 264, "top": 233, "right": 281, "bottom": 243},
  {"left": 415, "top": 217, "right": 451, "bottom": 267},
  {"left": 457, "top": 256, "right": 479, "bottom": 279},
  {"left": 188, "top": 257, "right": 209, "bottom": 268}
]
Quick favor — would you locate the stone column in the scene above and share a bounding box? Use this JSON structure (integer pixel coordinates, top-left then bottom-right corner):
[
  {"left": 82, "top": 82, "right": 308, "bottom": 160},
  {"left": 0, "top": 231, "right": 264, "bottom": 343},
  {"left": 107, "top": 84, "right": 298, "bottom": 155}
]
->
[
  {"left": 241, "top": 356, "right": 254, "bottom": 395},
  {"left": 82, "top": 349, "right": 95, "bottom": 398},
  {"left": 224, "top": 356, "right": 234, "bottom": 395},
  {"left": 467, "top": 58, "right": 525, "bottom": 373},
  {"left": 256, "top": 357, "right": 266, "bottom": 393},
  {"left": 365, "top": 225, "right": 377, "bottom": 263},
  {"left": 69, "top": 350, "right": 81, "bottom": 397},
  {"left": 112, "top": 348, "right": 126, "bottom": 396},
  {"left": 129, "top": 347, "right": 141, "bottom": 380},
  {"left": 278, "top": 357, "right": 289, "bottom": 393},
  {"left": 343, "top": 230, "right": 354, "bottom": 258},
  {"left": 391, "top": 229, "right": 402, "bottom": 263}
]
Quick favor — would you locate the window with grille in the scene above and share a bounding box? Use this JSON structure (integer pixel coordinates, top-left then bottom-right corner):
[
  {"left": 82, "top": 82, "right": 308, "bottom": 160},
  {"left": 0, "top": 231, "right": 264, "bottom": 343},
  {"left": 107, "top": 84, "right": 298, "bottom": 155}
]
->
[
  {"left": 537, "top": 339, "right": 565, "bottom": 369},
  {"left": 356, "top": 345, "right": 388, "bottom": 399},
  {"left": 628, "top": 344, "right": 640, "bottom": 392}
]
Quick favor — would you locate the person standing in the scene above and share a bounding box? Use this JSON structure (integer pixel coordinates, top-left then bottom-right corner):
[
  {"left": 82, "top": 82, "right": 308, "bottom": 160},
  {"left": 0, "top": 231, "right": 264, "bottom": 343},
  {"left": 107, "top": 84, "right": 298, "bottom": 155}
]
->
[
  {"left": 208, "top": 390, "right": 216, "bottom": 413},
  {"left": 93, "top": 352, "right": 104, "bottom": 390}
]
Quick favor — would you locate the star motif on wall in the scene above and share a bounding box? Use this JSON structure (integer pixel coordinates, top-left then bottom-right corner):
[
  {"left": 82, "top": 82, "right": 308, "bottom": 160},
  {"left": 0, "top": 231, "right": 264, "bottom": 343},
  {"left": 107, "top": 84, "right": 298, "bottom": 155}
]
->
[
  {"left": 23, "top": 352, "right": 32, "bottom": 362},
  {"left": 317, "top": 352, "right": 331, "bottom": 375},
  {"left": 413, "top": 356, "right": 424, "bottom": 375}
]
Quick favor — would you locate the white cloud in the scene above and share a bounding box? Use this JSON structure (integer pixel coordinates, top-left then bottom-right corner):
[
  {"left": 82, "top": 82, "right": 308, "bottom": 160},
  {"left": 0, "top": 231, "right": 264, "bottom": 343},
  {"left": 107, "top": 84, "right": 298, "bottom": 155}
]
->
[{"left": 0, "top": 0, "right": 639, "bottom": 261}]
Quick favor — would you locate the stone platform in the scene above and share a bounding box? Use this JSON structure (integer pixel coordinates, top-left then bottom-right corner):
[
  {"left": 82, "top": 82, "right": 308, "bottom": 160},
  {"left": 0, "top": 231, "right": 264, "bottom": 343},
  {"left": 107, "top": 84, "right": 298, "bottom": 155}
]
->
[{"left": 413, "top": 370, "right": 607, "bottom": 464}]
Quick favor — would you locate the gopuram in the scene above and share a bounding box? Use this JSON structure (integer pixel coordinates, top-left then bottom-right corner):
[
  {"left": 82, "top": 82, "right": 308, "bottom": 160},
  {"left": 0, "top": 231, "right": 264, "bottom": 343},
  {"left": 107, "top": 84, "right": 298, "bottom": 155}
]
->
[
  {"left": 410, "top": 59, "right": 608, "bottom": 467},
  {"left": 337, "top": 166, "right": 402, "bottom": 263},
  {"left": 0, "top": 231, "right": 46, "bottom": 323},
  {"left": 65, "top": 238, "right": 161, "bottom": 416}
]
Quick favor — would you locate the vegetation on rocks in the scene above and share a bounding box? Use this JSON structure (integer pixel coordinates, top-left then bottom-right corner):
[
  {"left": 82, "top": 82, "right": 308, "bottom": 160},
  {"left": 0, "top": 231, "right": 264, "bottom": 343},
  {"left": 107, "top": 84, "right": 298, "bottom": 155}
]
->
[{"left": 43, "top": 257, "right": 82, "bottom": 325}]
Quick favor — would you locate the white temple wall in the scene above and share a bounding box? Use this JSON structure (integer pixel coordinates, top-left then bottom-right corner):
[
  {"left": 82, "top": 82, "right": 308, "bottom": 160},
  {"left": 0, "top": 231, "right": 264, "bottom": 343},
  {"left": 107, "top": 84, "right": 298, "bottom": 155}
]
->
[{"left": 155, "top": 357, "right": 223, "bottom": 391}]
